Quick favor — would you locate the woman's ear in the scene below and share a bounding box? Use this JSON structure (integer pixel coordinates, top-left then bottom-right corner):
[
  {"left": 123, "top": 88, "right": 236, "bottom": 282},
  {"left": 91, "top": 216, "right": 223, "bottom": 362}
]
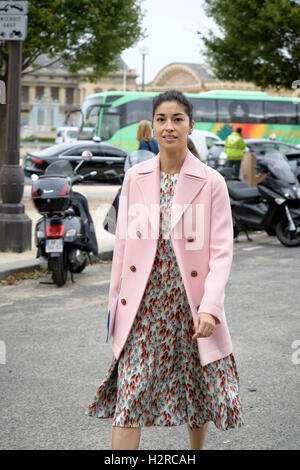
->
[{"left": 189, "top": 120, "right": 195, "bottom": 135}]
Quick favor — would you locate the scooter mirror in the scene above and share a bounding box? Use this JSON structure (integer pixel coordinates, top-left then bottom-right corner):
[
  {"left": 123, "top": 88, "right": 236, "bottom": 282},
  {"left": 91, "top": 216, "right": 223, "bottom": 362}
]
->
[
  {"left": 31, "top": 174, "right": 39, "bottom": 182},
  {"left": 81, "top": 150, "right": 93, "bottom": 161}
]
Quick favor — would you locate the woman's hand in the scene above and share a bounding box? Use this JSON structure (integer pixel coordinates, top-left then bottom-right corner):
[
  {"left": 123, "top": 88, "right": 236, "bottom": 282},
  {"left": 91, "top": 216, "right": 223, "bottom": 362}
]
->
[{"left": 192, "top": 312, "right": 216, "bottom": 340}]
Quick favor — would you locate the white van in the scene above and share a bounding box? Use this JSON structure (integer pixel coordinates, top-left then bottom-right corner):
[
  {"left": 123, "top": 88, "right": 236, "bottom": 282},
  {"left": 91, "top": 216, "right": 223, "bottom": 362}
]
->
[
  {"left": 55, "top": 126, "right": 78, "bottom": 144},
  {"left": 189, "top": 130, "right": 222, "bottom": 162}
]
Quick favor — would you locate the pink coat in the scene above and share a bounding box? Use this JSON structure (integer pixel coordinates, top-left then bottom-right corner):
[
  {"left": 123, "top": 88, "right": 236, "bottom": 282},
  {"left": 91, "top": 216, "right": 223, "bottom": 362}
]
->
[{"left": 108, "top": 150, "right": 233, "bottom": 366}]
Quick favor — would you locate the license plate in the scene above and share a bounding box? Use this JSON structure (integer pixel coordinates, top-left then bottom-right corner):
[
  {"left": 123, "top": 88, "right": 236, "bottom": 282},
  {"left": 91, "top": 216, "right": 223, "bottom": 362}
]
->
[{"left": 45, "top": 239, "right": 63, "bottom": 253}]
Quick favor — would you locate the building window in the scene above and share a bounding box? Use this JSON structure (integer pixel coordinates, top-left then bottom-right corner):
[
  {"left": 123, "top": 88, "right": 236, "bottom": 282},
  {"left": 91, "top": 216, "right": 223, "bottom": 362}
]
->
[
  {"left": 51, "top": 87, "right": 59, "bottom": 101},
  {"left": 49, "top": 109, "right": 55, "bottom": 126},
  {"left": 66, "top": 88, "right": 74, "bottom": 105},
  {"left": 36, "top": 87, "right": 44, "bottom": 100},
  {"left": 21, "top": 86, "right": 29, "bottom": 103},
  {"left": 37, "top": 109, "right": 45, "bottom": 125}
]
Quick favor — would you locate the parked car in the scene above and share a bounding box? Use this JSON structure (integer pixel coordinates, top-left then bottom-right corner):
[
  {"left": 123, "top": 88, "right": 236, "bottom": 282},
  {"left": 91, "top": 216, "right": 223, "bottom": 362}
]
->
[
  {"left": 189, "top": 129, "right": 222, "bottom": 161},
  {"left": 55, "top": 126, "right": 78, "bottom": 144},
  {"left": 24, "top": 141, "right": 128, "bottom": 183},
  {"left": 207, "top": 138, "right": 300, "bottom": 171},
  {"left": 124, "top": 149, "right": 155, "bottom": 172}
]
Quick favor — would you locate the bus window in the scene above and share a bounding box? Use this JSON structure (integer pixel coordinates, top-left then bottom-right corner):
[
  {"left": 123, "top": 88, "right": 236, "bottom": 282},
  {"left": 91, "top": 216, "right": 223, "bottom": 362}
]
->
[
  {"left": 124, "top": 99, "right": 152, "bottom": 126},
  {"left": 101, "top": 98, "right": 152, "bottom": 140},
  {"left": 264, "top": 101, "right": 297, "bottom": 124},
  {"left": 218, "top": 100, "right": 264, "bottom": 123},
  {"left": 190, "top": 98, "right": 217, "bottom": 122},
  {"left": 101, "top": 108, "right": 121, "bottom": 140}
]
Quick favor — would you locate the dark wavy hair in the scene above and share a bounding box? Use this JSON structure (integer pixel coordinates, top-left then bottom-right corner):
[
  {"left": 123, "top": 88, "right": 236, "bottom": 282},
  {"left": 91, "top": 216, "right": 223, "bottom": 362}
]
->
[{"left": 152, "top": 90, "right": 193, "bottom": 125}]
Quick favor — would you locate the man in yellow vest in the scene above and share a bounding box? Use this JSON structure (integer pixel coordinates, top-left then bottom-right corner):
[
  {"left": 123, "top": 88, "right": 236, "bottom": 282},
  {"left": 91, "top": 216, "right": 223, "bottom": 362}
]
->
[{"left": 224, "top": 127, "right": 246, "bottom": 177}]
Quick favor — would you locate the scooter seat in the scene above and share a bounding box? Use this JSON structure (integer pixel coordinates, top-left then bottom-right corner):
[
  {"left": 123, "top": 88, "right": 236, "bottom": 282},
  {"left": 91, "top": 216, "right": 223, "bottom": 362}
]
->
[{"left": 227, "top": 180, "right": 260, "bottom": 201}]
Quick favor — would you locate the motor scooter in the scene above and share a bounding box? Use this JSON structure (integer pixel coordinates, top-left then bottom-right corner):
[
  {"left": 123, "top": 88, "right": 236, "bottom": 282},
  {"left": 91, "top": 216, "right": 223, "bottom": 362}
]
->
[
  {"left": 219, "top": 151, "right": 300, "bottom": 247},
  {"left": 31, "top": 152, "right": 98, "bottom": 286}
]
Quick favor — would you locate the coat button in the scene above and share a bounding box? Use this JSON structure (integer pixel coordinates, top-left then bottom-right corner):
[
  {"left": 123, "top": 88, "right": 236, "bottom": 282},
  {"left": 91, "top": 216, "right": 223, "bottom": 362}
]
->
[
  {"left": 191, "top": 270, "right": 198, "bottom": 277},
  {"left": 187, "top": 236, "right": 195, "bottom": 242},
  {"left": 121, "top": 298, "right": 127, "bottom": 305},
  {"left": 136, "top": 230, "right": 141, "bottom": 238},
  {"left": 130, "top": 265, "right": 136, "bottom": 272}
]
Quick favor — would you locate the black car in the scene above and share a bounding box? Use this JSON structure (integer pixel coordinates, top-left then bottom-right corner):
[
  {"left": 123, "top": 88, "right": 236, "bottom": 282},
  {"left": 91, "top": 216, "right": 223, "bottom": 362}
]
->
[
  {"left": 24, "top": 140, "right": 128, "bottom": 183},
  {"left": 207, "top": 139, "right": 300, "bottom": 171}
]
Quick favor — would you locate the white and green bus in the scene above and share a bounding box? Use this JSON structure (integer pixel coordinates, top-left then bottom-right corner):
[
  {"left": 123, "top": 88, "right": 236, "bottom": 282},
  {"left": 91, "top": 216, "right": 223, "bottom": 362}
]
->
[{"left": 66, "top": 89, "right": 300, "bottom": 152}]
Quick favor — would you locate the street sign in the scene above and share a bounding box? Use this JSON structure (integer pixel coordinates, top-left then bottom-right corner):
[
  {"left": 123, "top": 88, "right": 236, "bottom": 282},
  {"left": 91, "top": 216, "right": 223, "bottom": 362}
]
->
[
  {"left": 0, "top": 14, "right": 27, "bottom": 40},
  {"left": 0, "top": 2, "right": 28, "bottom": 40},
  {"left": 0, "top": 2, "right": 28, "bottom": 14}
]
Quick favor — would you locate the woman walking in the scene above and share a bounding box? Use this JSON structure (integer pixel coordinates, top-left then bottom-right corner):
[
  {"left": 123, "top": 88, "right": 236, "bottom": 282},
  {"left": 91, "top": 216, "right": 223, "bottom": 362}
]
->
[
  {"left": 137, "top": 119, "right": 159, "bottom": 154},
  {"left": 88, "top": 90, "right": 244, "bottom": 450}
]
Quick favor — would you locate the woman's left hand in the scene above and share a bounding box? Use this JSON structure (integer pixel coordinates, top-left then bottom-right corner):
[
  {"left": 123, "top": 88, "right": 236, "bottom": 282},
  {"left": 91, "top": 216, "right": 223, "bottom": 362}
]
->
[{"left": 192, "top": 312, "right": 216, "bottom": 340}]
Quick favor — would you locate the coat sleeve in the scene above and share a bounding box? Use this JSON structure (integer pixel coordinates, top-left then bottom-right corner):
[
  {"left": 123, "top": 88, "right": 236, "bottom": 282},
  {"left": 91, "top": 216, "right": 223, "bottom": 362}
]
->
[
  {"left": 198, "top": 172, "right": 233, "bottom": 323},
  {"left": 108, "top": 170, "right": 131, "bottom": 309}
]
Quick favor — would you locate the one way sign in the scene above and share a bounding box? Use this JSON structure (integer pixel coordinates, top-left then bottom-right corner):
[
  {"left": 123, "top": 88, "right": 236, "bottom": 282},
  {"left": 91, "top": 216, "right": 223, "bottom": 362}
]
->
[{"left": 0, "top": 2, "right": 28, "bottom": 14}]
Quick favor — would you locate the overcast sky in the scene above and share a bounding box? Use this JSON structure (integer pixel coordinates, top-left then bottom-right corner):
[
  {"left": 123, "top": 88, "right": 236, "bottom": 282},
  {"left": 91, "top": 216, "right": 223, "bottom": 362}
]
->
[{"left": 122, "top": 0, "right": 219, "bottom": 85}]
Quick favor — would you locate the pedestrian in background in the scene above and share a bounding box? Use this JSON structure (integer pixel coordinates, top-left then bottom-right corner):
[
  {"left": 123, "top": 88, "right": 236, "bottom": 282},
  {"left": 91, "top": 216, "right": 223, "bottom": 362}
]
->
[
  {"left": 224, "top": 127, "right": 246, "bottom": 177},
  {"left": 137, "top": 119, "right": 159, "bottom": 154},
  {"left": 88, "top": 90, "right": 244, "bottom": 450}
]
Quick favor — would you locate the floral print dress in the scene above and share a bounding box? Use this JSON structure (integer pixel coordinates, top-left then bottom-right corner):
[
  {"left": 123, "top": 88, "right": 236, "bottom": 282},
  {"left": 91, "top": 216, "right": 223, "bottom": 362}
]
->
[{"left": 88, "top": 171, "right": 244, "bottom": 430}]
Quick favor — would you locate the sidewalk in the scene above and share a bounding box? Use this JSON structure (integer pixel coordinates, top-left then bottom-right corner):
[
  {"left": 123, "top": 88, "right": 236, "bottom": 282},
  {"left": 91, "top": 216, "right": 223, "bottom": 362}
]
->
[{"left": 0, "top": 184, "right": 119, "bottom": 280}]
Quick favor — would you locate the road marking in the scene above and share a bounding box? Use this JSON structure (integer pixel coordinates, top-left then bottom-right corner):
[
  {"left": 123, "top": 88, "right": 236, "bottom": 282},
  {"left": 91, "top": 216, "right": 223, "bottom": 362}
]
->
[
  {"left": 0, "top": 302, "right": 14, "bottom": 308},
  {"left": 242, "top": 246, "right": 262, "bottom": 251},
  {"left": 89, "top": 280, "right": 110, "bottom": 286}
]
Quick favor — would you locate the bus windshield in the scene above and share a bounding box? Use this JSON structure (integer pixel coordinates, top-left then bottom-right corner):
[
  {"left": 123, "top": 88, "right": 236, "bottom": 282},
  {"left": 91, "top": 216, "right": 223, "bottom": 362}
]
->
[{"left": 77, "top": 97, "right": 103, "bottom": 140}]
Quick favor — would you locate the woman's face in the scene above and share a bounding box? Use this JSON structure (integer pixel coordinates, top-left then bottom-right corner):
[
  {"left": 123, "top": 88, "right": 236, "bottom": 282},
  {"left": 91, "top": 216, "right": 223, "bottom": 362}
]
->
[{"left": 153, "top": 100, "right": 194, "bottom": 151}]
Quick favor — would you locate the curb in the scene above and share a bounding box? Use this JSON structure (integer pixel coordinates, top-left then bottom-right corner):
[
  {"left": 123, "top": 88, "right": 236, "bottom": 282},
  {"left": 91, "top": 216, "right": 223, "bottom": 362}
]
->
[{"left": 0, "top": 249, "right": 113, "bottom": 281}]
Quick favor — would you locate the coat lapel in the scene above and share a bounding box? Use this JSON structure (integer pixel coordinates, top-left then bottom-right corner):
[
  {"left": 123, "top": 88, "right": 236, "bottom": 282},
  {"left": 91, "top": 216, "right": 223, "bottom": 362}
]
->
[
  {"left": 171, "top": 151, "right": 207, "bottom": 231},
  {"left": 135, "top": 155, "right": 160, "bottom": 237},
  {"left": 135, "top": 150, "right": 207, "bottom": 236}
]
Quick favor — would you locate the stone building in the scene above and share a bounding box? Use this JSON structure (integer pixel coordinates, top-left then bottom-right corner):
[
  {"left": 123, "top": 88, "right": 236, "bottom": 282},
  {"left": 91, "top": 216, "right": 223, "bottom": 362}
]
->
[
  {"left": 145, "top": 62, "right": 291, "bottom": 96},
  {"left": 21, "top": 55, "right": 137, "bottom": 135}
]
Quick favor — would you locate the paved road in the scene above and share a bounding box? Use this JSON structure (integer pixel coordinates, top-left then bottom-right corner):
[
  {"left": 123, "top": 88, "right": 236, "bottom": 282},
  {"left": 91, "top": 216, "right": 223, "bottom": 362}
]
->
[{"left": 0, "top": 233, "right": 299, "bottom": 450}]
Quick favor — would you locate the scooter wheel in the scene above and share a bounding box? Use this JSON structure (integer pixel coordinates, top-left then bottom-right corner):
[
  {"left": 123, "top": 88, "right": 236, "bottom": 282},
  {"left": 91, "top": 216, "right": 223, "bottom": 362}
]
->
[
  {"left": 51, "top": 253, "right": 68, "bottom": 286},
  {"left": 275, "top": 218, "right": 300, "bottom": 247},
  {"left": 70, "top": 259, "right": 87, "bottom": 274}
]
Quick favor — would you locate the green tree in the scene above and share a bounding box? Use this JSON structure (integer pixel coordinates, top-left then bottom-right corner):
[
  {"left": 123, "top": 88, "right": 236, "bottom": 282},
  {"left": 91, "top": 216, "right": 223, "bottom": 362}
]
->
[
  {"left": 200, "top": 0, "right": 300, "bottom": 90},
  {"left": 0, "top": 0, "right": 144, "bottom": 168}
]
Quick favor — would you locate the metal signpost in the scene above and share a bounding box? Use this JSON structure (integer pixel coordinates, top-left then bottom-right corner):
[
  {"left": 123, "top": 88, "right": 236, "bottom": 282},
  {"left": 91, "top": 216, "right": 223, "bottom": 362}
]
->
[{"left": 0, "top": 1, "right": 31, "bottom": 252}]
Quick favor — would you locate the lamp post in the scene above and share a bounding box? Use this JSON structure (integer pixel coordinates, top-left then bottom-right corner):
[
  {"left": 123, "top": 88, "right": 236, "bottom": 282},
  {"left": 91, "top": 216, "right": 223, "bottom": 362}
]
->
[
  {"left": 139, "top": 45, "right": 149, "bottom": 92},
  {"left": 0, "top": 2, "right": 31, "bottom": 252}
]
